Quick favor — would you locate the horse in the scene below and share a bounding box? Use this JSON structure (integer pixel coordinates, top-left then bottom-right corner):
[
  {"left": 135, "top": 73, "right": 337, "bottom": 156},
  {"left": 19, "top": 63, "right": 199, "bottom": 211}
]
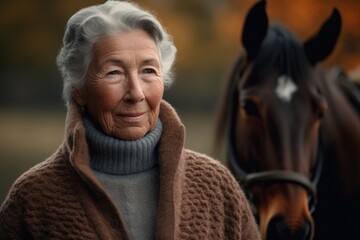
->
[{"left": 214, "top": 1, "right": 360, "bottom": 239}]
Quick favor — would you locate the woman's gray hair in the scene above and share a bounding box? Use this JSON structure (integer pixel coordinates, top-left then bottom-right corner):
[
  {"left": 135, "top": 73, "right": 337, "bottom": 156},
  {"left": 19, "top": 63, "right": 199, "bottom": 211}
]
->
[{"left": 56, "top": 0, "right": 177, "bottom": 106}]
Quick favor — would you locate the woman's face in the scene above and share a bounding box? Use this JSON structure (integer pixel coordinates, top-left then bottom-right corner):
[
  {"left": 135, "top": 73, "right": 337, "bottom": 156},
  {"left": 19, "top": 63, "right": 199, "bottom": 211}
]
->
[{"left": 74, "top": 30, "right": 164, "bottom": 140}]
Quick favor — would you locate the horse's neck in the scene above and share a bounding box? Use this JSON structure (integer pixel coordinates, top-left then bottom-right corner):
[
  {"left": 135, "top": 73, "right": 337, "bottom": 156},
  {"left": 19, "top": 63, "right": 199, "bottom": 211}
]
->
[{"left": 319, "top": 69, "right": 360, "bottom": 198}]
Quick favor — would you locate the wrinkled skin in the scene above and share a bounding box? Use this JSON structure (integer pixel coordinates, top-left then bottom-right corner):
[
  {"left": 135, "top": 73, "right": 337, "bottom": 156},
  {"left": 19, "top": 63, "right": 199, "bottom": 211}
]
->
[{"left": 74, "top": 30, "right": 164, "bottom": 140}]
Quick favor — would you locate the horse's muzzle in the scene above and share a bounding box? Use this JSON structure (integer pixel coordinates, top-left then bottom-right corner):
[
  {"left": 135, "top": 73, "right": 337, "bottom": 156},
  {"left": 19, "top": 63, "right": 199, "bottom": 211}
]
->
[{"left": 266, "top": 215, "right": 312, "bottom": 240}]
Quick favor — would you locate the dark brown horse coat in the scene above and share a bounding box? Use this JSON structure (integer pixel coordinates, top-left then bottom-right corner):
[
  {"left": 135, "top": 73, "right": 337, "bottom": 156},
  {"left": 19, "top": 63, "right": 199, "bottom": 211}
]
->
[{"left": 215, "top": 1, "right": 360, "bottom": 239}]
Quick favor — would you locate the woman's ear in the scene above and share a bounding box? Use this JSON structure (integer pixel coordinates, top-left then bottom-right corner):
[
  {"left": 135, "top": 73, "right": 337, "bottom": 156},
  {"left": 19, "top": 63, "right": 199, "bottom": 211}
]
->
[{"left": 72, "top": 88, "right": 86, "bottom": 106}]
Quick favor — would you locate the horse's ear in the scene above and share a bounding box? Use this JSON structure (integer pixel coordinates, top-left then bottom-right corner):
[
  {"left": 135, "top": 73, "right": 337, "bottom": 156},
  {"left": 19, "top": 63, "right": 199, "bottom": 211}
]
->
[
  {"left": 304, "top": 8, "right": 342, "bottom": 65},
  {"left": 242, "top": 0, "right": 268, "bottom": 62}
]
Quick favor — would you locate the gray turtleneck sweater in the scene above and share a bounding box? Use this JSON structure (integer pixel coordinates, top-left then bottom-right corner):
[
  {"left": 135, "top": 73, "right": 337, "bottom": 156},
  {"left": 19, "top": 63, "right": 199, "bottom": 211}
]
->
[{"left": 83, "top": 116, "right": 163, "bottom": 240}]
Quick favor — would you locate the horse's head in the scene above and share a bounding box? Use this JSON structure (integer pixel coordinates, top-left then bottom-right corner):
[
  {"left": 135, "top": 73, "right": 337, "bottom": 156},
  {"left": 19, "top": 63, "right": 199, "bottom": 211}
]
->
[{"left": 217, "top": 1, "right": 341, "bottom": 239}]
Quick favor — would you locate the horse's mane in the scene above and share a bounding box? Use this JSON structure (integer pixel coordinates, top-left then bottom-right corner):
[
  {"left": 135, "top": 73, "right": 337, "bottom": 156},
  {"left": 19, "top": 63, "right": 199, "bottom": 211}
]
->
[
  {"left": 316, "top": 67, "right": 360, "bottom": 196},
  {"left": 214, "top": 52, "right": 244, "bottom": 149},
  {"left": 247, "top": 23, "right": 310, "bottom": 87}
]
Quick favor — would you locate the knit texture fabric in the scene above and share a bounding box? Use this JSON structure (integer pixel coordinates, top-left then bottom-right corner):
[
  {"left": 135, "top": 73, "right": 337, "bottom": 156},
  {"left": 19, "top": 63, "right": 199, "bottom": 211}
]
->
[
  {"left": 0, "top": 100, "right": 261, "bottom": 240},
  {"left": 84, "top": 115, "right": 162, "bottom": 239},
  {"left": 93, "top": 168, "right": 160, "bottom": 240}
]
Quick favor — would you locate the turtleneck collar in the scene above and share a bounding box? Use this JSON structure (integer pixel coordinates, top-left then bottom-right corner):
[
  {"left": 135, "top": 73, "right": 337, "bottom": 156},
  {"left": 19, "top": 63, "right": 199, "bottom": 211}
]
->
[{"left": 83, "top": 115, "right": 163, "bottom": 175}]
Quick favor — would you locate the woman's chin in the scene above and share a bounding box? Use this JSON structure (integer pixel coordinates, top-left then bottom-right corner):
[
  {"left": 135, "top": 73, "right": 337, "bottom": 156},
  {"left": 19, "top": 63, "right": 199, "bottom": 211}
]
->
[{"left": 111, "top": 127, "right": 148, "bottom": 140}]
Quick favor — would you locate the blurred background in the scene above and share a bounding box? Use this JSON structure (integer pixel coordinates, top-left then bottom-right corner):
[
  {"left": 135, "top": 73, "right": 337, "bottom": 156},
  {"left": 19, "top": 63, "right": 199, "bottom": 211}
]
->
[{"left": 1, "top": 0, "right": 359, "bottom": 204}]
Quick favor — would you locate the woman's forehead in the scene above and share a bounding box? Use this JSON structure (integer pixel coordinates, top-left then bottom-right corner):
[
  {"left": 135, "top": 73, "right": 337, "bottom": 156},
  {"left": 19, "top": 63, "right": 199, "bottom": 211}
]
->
[{"left": 91, "top": 30, "right": 160, "bottom": 66}]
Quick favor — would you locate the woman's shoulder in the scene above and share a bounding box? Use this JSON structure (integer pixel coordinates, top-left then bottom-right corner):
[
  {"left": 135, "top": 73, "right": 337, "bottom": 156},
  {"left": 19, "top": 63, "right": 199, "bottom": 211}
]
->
[
  {"left": 183, "top": 149, "right": 229, "bottom": 171},
  {"left": 182, "top": 149, "right": 240, "bottom": 187},
  {"left": 4, "top": 147, "right": 73, "bottom": 202}
]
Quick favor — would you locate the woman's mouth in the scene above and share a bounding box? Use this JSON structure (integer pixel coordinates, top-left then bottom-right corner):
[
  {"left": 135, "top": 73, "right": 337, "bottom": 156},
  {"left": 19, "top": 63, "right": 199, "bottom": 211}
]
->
[{"left": 117, "top": 112, "right": 146, "bottom": 121}]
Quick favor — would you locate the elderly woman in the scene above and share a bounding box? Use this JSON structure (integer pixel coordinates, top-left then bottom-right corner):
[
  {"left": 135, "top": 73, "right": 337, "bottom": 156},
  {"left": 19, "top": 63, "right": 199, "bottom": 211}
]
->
[{"left": 0, "top": 1, "right": 260, "bottom": 239}]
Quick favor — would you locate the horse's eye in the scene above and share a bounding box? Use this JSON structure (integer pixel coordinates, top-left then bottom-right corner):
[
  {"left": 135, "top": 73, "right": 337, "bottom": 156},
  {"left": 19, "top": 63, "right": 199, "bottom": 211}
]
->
[
  {"left": 312, "top": 94, "right": 327, "bottom": 121},
  {"left": 317, "top": 110, "right": 325, "bottom": 120},
  {"left": 241, "top": 100, "right": 260, "bottom": 117}
]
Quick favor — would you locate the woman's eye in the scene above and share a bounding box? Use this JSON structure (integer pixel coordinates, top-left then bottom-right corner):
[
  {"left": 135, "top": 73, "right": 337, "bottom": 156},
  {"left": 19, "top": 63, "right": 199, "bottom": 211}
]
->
[
  {"left": 108, "top": 70, "right": 120, "bottom": 75},
  {"left": 143, "top": 68, "right": 157, "bottom": 74}
]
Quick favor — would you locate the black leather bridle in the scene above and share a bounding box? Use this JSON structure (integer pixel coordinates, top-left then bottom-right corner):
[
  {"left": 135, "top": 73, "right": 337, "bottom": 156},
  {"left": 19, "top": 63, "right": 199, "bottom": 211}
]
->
[{"left": 227, "top": 90, "right": 323, "bottom": 214}]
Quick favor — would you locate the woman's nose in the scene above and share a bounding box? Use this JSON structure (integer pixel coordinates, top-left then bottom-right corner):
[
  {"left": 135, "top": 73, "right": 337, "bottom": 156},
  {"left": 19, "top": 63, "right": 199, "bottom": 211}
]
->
[{"left": 124, "top": 74, "right": 145, "bottom": 103}]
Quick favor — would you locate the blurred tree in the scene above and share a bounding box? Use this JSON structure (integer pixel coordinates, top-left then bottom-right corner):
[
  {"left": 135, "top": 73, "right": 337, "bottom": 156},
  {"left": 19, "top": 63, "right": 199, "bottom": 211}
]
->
[{"left": 0, "top": 0, "right": 359, "bottom": 109}]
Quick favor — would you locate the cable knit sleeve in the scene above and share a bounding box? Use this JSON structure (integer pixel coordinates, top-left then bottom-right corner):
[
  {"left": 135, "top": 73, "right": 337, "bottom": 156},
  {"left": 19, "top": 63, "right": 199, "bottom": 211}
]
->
[
  {"left": 0, "top": 154, "right": 100, "bottom": 239},
  {"left": 221, "top": 164, "right": 261, "bottom": 239},
  {"left": 178, "top": 149, "right": 261, "bottom": 239},
  {"left": 0, "top": 180, "right": 27, "bottom": 239}
]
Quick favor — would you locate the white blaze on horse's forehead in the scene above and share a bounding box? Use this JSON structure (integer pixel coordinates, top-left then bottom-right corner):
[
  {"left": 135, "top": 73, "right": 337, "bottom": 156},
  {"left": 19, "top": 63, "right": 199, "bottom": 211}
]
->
[{"left": 275, "top": 75, "right": 298, "bottom": 102}]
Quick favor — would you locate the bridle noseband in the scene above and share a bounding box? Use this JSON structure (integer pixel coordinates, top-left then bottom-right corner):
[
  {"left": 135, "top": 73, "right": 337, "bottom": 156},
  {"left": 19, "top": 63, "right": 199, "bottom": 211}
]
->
[{"left": 227, "top": 89, "right": 323, "bottom": 214}]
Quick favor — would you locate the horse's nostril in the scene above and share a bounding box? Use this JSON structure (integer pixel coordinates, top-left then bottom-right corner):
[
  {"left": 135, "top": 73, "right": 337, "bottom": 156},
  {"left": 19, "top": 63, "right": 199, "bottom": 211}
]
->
[
  {"left": 267, "top": 216, "right": 289, "bottom": 240},
  {"left": 267, "top": 216, "right": 312, "bottom": 240},
  {"left": 295, "top": 220, "right": 312, "bottom": 240}
]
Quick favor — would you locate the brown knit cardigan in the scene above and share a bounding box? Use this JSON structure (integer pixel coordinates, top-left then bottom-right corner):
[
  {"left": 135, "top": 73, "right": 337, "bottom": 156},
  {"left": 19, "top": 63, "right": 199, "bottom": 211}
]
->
[{"left": 0, "top": 100, "right": 261, "bottom": 239}]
